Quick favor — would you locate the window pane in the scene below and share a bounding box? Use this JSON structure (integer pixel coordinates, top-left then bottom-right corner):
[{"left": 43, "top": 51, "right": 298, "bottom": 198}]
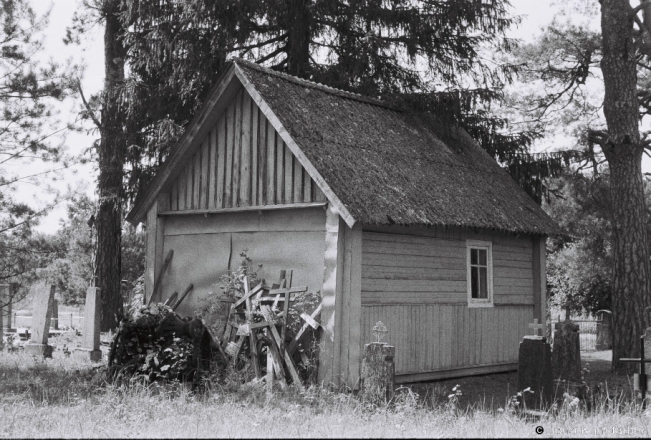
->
[
  {"left": 479, "top": 267, "right": 488, "bottom": 299},
  {"left": 478, "top": 249, "right": 487, "bottom": 266},
  {"left": 471, "top": 248, "right": 478, "bottom": 265},
  {"left": 471, "top": 267, "right": 478, "bottom": 298}
]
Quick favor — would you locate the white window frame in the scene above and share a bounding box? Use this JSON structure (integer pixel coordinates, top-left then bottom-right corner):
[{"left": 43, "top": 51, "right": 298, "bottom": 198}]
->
[{"left": 466, "top": 240, "right": 494, "bottom": 307}]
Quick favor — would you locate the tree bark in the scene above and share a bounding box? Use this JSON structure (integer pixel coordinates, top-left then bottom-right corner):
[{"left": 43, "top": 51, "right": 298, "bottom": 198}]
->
[
  {"left": 284, "top": 0, "right": 311, "bottom": 78},
  {"left": 96, "top": 0, "right": 127, "bottom": 332},
  {"left": 600, "top": 0, "right": 651, "bottom": 371}
]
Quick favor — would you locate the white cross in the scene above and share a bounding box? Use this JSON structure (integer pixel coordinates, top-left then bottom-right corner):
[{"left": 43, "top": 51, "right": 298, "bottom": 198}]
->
[{"left": 528, "top": 318, "right": 545, "bottom": 337}]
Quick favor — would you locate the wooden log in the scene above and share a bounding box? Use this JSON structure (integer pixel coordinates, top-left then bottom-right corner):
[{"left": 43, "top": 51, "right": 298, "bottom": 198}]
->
[
  {"left": 244, "top": 278, "right": 262, "bottom": 379},
  {"left": 260, "top": 305, "right": 303, "bottom": 389},
  {"left": 171, "top": 284, "right": 194, "bottom": 311},
  {"left": 148, "top": 250, "right": 174, "bottom": 305},
  {"left": 163, "top": 292, "right": 178, "bottom": 307},
  {"left": 264, "top": 328, "right": 286, "bottom": 387},
  {"left": 279, "top": 270, "right": 294, "bottom": 362}
]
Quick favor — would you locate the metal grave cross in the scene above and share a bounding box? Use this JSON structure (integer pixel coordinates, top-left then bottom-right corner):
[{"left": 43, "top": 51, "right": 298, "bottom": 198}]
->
[
  {"left": 372, "top": 321, "right": 388, "bottom": 343},
  {"left": 528, "top": 318, "right": 545, "bottom": 337},
  {"left": 620, "top": 335, "right": 651, "bottom": 408}
]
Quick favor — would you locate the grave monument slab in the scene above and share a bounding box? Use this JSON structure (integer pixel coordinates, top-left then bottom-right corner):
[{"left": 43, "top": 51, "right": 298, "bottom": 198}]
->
[
  {"left": 552, "top": 319, "right": 581, "bottom": 382},
  {"left": 24, "top": 283, "right": 55, "bottom": 357},
  {"left": 74, "top": 286, "right": 102, "bottom": 362},
  {"left": 517, "top": 319, "right": 554, "bottom": 409}
]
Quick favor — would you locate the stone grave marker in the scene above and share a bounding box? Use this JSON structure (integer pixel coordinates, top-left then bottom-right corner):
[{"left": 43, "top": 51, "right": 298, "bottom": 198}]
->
[
  {"left": 74, "top": 287, "right": 102, "bottom": 361},
  {"left": 1, "top": 284, "right": 13, "bottom": 333},
  {"left": 360, "top": 321, "right": 395, "bottom": 402},
  {"left": 517, "top": 319, "right": 554, "bottom": 410},
  {"left": 24, "top": 283, "right": 55, "bottom": 357},
  {"left": 552, "top": 314, "right": 581, "bottom": 383},
  {"left": 595, "top": 310, "right": 612, "bottom": 351}
]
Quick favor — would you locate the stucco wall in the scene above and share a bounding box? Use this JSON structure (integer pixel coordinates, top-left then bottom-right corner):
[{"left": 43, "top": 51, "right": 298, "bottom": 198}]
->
[{"left": 159, "top": 207, "right": 327, "bottom": 317}]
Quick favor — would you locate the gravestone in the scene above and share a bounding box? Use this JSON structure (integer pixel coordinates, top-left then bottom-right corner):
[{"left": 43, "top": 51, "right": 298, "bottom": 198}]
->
[
  {"left": 360, "top": 321, "right": 395, "bottom": 402},
  {"left": 517, "top": 319, "right": 554, "bottom": 409},
  {"left": 48, "top": 299, "right": 59, "bottom": 330},
  {"left": 552, "top": 319, "right": 581, "bottom": 382},
  {"left": 24, "top": 283, "right": 55, "bottom": 357},
  {"left": 74, "top": 287, "right": 102, "bottom": 361},
  {"left": 1, "top": 284, "right": 13, "bottom": 333},
  {"left": 595, "top": 310, "right": 612, "bottom": 351}
]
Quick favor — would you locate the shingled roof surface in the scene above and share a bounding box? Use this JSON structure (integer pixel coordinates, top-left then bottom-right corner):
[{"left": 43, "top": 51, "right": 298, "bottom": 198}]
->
[{"left": 236, "top": 61, "right": 560, "bottom": 235}]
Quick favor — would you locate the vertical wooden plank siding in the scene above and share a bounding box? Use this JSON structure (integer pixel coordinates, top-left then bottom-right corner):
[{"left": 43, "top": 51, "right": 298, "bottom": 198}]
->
[
  {"left": 284, "top": 143, "right": 293, "bottom": 204},
  {"left": 224, "top": 100, "right": 235, "bottom": 208},
  {"left": 178, "top": 164, "right": 186, "bottom": 210},
  {"left": 232, "top": 89, "right": 243, "bottom": 207},
  {"left": 276, "top": 139, "right": 284, "bottom": 204},
  {"left": 266, "top": 120, "right": 276, "bottom": 204},
  {"left": 303, "top": 169, "right": 312, "bottom": 203},
  {"left": 216, "top": 115, "right": 226, "bottom": 208},
  {"left": 257, "top": 110, "right": 266, "bottom": 204},
  {"left": 170, "top": 181, "right": 178, "bottom": 211},
  {"left": 240, "top": 92, "right": 252, "bottom": 206},
  {"left": 208, "top": 127, "right": 217, "bottom": 209},
  {"left": 200, "top": 140, "right": 209, "bottom": 209},
  {"left": 166, "top": 88, "right": 325, "bottom": 213},
  {"left": 251, "top": 104, "right": 259, "bottom": 206},
  {"left": 360, "top": 304, "right": 531, "bottom": 375},
  {"left": 294, "top": 155, "right": 303, "bottom": 202}
]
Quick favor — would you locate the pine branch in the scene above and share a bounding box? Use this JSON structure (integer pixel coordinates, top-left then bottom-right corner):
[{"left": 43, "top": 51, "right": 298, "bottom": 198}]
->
[{"left": 77, "top": 79, "right": 102, "bottom": 130}]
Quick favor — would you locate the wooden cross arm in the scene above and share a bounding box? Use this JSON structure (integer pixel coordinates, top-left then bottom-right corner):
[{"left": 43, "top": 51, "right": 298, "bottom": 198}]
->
[
  {"left": 267, "top": 286, "right": 308, "bottom": 295},
  {"left": 288, "top": 303, "right": 322, "bottom": 354},
  {"left": 231, "top": 283, "right": 264, "bottom": 310}
]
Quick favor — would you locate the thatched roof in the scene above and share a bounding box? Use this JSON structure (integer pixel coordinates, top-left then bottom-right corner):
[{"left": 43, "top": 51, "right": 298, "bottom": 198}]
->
[
  {"left": 128, "top": 59, "right": 561, "bottom": 236},
  {"left": 235, "top": 60, "right": 561, "bottom": 235}
]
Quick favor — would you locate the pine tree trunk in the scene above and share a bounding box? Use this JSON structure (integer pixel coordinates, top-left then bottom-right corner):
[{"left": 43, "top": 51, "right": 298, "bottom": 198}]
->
[
  {"left": 284, "top": 0, "right": 311, "bottom": 78},
  {"left": 96, "top": 0, "right": 127, "bottom": 332},
  {"left": 600, "top": 0, "right": 651, "bottom": 371}
]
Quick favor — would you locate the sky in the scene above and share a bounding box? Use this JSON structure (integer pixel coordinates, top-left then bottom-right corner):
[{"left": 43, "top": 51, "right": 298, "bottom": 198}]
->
[{"left": 15, "top": 0, "right": 621, "bottom": 234}]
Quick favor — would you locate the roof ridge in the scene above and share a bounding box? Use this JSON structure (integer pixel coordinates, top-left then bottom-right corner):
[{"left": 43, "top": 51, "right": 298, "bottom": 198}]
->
[{"left": 231, "top": 58, "right": 402, "bottom": 111}]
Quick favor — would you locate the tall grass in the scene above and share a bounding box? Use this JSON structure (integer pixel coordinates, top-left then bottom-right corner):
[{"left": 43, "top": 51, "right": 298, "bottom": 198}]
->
[{"left": 1, "top": 350, "right": 650, "bottom": 438}]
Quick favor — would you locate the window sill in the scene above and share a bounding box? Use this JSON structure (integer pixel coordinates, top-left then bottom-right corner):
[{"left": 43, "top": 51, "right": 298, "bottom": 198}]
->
[{"left": 468, "top": 301, "right": 494, "bottom": 308}]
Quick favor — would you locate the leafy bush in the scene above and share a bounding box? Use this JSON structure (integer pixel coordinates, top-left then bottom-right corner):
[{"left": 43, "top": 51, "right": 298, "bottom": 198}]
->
[{"left": 109, "top": 302, "right": 198, "bottom": 384}]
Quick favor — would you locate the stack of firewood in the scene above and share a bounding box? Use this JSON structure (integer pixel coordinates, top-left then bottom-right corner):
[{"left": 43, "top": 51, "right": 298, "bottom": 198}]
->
[{"left": 218, "top": 270, "right": 322, "bottom": 389}]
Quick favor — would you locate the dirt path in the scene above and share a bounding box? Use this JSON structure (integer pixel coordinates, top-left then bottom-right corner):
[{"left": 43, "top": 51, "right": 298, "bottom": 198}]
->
[{"left": 406, "top": 351, "right": 635, "bottom": 410}]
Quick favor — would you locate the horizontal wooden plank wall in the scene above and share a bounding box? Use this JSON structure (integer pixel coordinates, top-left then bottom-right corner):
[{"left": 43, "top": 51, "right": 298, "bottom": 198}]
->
[
  {"left": 362, "top": 229, "right": 534, "bottom": 305},
  {"left": 360, "top": 225, "right": 536, "bottom": 376},
  {"left": 168, "top": 86, "right": 326, "bottom": 211},
  {"left": 360, "top": 304, "right": 532, "bottom": 375}
]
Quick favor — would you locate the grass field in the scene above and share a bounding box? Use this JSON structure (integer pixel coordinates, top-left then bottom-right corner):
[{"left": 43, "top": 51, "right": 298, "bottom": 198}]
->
[{"left": 1, "top": 343, "right": 650, "bottom": 438}]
